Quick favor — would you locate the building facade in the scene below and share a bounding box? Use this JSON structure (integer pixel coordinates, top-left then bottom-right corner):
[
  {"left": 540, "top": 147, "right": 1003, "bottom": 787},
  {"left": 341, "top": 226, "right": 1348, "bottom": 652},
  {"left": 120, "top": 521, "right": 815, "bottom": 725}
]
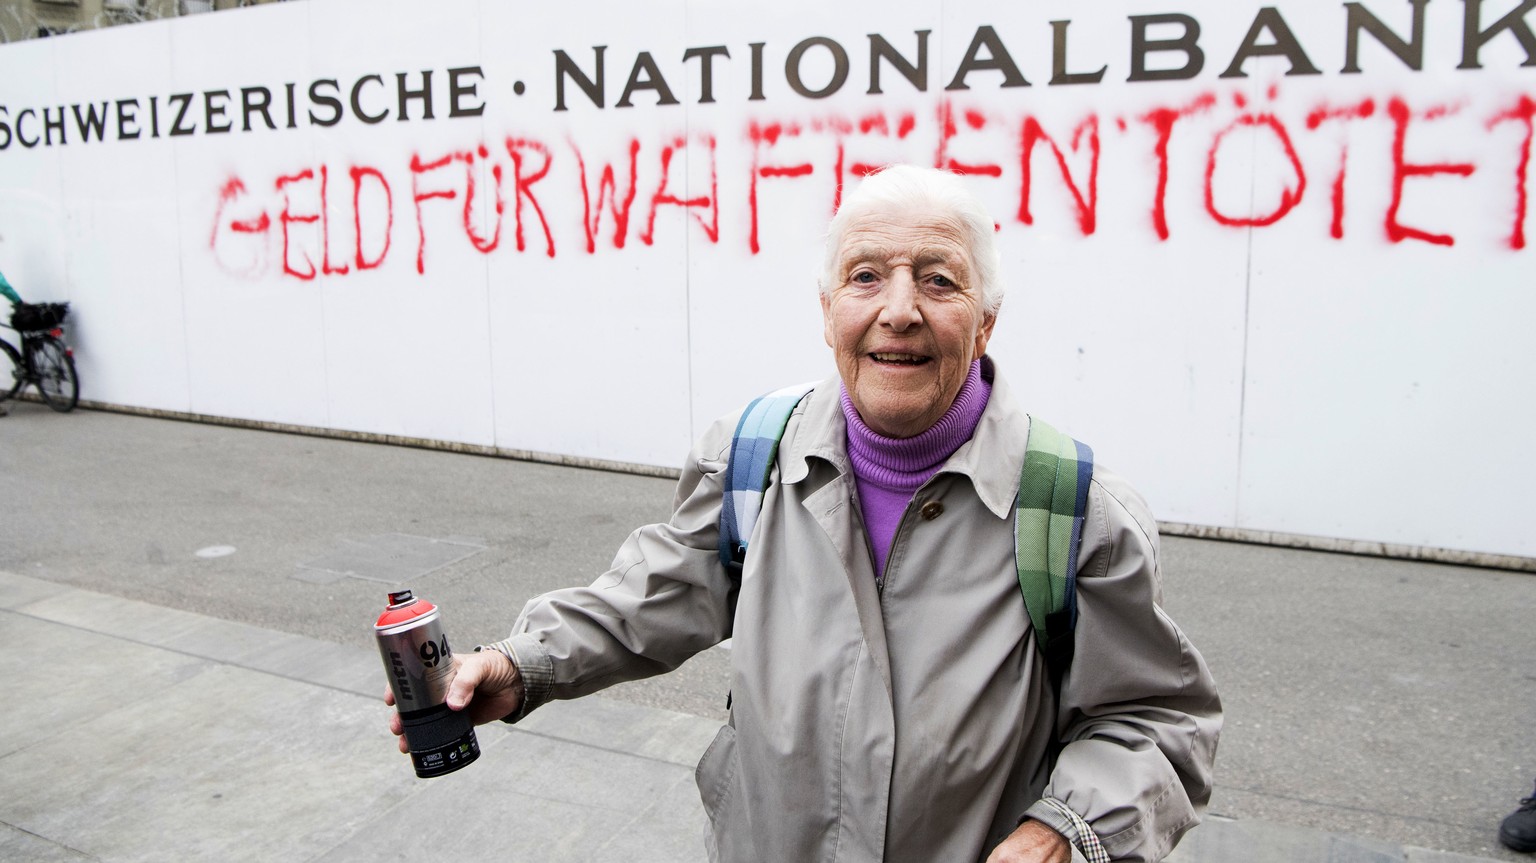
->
[{"left": 0, "top": 0, "right": 289, "bottom": 42}]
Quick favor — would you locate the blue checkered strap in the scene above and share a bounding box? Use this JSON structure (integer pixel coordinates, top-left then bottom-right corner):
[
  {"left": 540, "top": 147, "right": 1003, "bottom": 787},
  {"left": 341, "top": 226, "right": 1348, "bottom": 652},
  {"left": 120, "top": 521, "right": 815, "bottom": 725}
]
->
[{"left": 719, "top": 382, "right": 817, "bottom": 571}]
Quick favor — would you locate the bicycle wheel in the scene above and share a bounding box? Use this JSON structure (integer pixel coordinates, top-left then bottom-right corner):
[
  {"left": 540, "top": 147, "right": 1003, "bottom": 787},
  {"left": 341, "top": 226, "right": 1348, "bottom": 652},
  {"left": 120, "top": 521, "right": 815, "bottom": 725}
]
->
[
  {"left": 29, "top": 337, "right": 79, "bottom": 412},
  {"left": 0, "top": 340, "right": 22, "bottom": 401}
]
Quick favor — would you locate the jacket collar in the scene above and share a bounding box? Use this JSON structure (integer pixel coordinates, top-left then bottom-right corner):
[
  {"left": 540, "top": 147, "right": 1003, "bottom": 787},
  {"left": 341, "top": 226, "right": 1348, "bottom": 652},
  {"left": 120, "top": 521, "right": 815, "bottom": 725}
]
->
[
  {"left": 781, "top": 356, "right": 1027, "bottom": 520},
  {"left": 780, "top": 373, "right": 849, "bottom": 485}
]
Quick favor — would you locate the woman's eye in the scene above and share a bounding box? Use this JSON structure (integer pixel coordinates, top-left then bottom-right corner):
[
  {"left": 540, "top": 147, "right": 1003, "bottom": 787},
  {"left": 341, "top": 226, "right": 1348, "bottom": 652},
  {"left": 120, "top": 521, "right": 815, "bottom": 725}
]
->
[
  {"left": 928, "top": 274, "right": 954, "bottom": 289},
  {"left": 852, "top": 271, "right": 878, "bottom": 284}
]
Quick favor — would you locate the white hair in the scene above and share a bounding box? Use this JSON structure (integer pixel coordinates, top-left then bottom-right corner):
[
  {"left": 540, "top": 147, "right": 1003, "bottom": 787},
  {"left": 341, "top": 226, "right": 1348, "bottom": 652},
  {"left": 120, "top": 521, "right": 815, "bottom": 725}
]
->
[{"left": 818, "top": 165, "right": 1004, "bottom": 314}]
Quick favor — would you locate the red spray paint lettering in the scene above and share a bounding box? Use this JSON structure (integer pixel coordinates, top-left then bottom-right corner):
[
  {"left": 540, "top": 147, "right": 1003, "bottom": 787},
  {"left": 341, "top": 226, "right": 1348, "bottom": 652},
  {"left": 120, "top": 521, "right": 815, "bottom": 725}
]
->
[
  {"left": 1019, "top": 115, "right": 1100, "bottom": 235},
  {"left": 576, "top": 139, "right": 641, "bottom": 253},
  {"left": 208, "top": 88, "right": 1535, "bottom": 279},
  {"left": 1204, "top": 112, "right": 1306, "bottom": 228},
  {"left": 1487, "top": 94, "right": 1536, "bottom": 251},
  {"left": 1385, "top": 98, "right": 1476, "bottom": 247},
  {"left": 641, "top": 135, "right": 719, "bottom": 245},
  {"left": 504, "top": 137, "right": 556, "bottom": 258},
  {"left": 1139, "top": 93, "right": 1217, "bottom": 241},
  {"left": 1306, "top": 98, "right": 1376, "bottom": 240}
]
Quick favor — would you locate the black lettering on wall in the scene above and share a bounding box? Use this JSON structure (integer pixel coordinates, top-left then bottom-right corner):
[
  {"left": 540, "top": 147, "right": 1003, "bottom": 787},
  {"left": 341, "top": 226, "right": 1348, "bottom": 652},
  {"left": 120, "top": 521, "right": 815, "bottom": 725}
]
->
[
  {"left": 946, "top": 25, "right": 1030, "bottom": 90},
  {"left": 241, "top": 87, "right": 276, "bottom": 131},
  {"left": 43, "top": 106, "right": 66, "bottom": 146},
  {"left": 1051, "top": 20, "right": 1108, "bottom": 84},
  {"left": 396, "top": 70, "right": 434, "bottom": 121},
  {"left": 749, "top": 43, "right": 766, "bottom": 101},
  {"left": 868, "top": 31, "right": 929, "bottom": 94},
  {"left": 168, "top": 93, "right": 196, "bottom": 136},
  {"left": 554, "top": 47, "right": 605, "bottom": 111},
  {"left": 447, "top": 66, "right": 485, "bottom": 117},
  {"left": 683, "top": 46, "right": 730, "bottom": 104},
  {"left": 786, "top": 37, "right": 850, "bottom": 99},
  {"left": 617, "top": 52, "right": 680, "bottom": 107},
  {"left": 1343, "top": 0, "right": 1428, "bottom": 72},
  {"left": 1459, "top": 0, "right": 1536, "bottom": 69},
  {"left": 1220, "top": 7, "right": 1323, "bottom": 77},
  {"left": 351, "top": 75, "right": 388, "bottom": 123},
  {"left": 116, "top": 99, "right": 141, "bottom": 139},
  {"left": 205, "top": 90, "right": 233, "bottom": 134},
  {"left": 1128, "top": 14, "right": 1205, "bottom": 81},
  {"left": 72, "top": 102, "right": 109, "bottom": 142},
  {"left": 308, "top": 80, "right": 343, "bottom": 126},
  {"left": 16, "top": 109, "right": 38, "bottom": 148}
]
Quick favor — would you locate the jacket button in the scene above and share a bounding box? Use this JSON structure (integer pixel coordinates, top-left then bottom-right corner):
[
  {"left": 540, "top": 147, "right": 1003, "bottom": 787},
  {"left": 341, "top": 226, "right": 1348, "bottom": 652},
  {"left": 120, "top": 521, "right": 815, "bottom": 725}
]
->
[{"left": 920, "top": 500, "right": 944, "bottom": 520}]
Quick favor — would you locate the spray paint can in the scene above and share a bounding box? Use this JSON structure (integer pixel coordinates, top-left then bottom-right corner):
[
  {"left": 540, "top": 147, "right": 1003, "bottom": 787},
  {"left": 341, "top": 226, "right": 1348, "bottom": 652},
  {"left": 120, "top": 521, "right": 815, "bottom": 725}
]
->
[{"left": 375, "top": 589, "right": 480, "bottom": 778}]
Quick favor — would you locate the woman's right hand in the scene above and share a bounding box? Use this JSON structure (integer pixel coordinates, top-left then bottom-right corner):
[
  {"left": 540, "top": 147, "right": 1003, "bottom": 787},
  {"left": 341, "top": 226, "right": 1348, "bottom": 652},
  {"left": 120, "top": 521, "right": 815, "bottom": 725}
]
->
[{"left": 385, "top": 648, "right": 525, "bottom": 753}]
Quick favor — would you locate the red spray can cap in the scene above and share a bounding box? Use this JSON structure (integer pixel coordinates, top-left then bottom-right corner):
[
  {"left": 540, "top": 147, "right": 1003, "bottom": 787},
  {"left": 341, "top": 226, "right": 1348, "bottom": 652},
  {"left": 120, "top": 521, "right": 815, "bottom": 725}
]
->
[{"left": 375, "top": 589, "right": 437, "bottom": 629}]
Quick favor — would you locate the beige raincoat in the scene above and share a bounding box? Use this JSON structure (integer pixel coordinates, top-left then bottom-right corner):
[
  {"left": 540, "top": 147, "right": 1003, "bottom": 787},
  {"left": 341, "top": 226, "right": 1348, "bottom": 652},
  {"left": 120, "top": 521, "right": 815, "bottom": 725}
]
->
[{"left": 494, "top": 359, "right": 1221, "bottom": 862}]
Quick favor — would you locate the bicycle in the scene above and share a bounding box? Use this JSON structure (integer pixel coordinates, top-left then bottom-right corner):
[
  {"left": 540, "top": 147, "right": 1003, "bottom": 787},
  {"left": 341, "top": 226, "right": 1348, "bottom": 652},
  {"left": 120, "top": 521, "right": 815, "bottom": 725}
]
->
[{"left": 1, "top": 301, "right": 79, "bottom": 413}]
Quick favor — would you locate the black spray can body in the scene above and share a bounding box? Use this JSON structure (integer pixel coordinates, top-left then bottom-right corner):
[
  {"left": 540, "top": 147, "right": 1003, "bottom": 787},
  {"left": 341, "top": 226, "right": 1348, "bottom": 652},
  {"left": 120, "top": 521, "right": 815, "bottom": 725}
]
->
[{"left": 375, "top": 589, "right": 480, "bottom": 778}]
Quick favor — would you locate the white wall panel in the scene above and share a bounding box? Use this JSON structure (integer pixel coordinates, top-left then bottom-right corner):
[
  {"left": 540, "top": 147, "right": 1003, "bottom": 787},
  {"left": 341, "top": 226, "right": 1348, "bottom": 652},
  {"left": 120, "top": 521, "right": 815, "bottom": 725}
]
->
[
  {"left": 2, "top": 0, "right": 1532, "bottom": 562},
  {"left": 475, "top": 0, "right": 698, "bottom": 467},
  {"left": 306, "top": 0, "right": 497, "bottom": 445},
  {"left": 49, "top": 26, "right": 189, "bottom": 411},
  {"left": 167, "top": 7, "right": 330, "bottom": 426}
]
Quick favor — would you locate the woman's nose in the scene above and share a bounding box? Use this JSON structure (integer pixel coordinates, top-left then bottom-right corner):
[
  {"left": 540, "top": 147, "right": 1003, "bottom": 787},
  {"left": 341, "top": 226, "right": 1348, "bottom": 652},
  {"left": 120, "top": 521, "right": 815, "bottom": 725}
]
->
[{"left": 878, "top": 270, "right": 922, "bottom": 331}]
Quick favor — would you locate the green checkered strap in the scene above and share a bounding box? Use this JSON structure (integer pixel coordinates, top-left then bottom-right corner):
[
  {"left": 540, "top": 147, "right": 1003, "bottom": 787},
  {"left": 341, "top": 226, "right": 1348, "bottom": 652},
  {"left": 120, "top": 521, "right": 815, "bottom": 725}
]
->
[{"left": 1016, "top": 416, "right": 1094, "bottom": 696}]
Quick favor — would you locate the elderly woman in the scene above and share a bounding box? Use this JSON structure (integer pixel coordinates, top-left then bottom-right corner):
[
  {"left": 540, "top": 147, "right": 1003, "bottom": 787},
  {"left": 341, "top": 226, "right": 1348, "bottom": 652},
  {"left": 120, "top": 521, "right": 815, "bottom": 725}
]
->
[{"left": 392, "top": 166, "right": 1221, "bottom": 863}]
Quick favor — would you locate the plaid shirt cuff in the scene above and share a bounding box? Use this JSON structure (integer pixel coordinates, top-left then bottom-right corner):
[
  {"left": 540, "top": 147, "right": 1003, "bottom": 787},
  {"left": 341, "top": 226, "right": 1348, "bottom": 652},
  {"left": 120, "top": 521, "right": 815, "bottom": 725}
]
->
[
  {"left": 1027, "top": 797, "right": 1110, "bottom": 863},
  {"left": 478, "top": 634, "right": 552, "bottom": 723}
]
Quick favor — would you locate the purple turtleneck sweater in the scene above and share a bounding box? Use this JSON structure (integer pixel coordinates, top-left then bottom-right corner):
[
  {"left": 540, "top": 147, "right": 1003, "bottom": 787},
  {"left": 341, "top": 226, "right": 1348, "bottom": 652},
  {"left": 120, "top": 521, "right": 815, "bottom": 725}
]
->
[{"left": 841, "top": 360, "right": 992, "bottom": 578}]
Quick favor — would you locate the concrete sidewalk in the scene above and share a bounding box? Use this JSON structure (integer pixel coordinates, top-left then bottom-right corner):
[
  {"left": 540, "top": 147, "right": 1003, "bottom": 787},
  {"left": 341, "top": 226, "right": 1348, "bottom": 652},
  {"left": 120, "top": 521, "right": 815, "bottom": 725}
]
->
[
  {"left": 0, "top": 574, "right": 1510, "bottom": 863},
  {"left": 2, "top": 569, "right": 713, "bottom": 862},
  {"left": 2, "top": 404, "right": 1532, "bottom": 862}
]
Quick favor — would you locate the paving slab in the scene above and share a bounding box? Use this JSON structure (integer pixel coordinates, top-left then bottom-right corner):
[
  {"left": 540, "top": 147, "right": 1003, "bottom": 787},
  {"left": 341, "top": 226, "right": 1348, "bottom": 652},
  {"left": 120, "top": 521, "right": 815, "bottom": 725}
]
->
[
  {"left": 0, "top": 611, "right": 207, "bottom": 758},
  {"left": 295, "top": 533, "right": 488, "bottom": 585},
  {"left": 0, "top": 824, "right": 93, "bottom": 863}
]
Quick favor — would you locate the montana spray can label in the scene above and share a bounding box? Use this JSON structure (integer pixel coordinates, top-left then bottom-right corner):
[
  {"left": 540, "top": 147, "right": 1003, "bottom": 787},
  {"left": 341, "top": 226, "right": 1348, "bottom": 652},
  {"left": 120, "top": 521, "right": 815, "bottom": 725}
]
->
[{"left": 375, "top": 589, "right": 480, "bottom": 778}]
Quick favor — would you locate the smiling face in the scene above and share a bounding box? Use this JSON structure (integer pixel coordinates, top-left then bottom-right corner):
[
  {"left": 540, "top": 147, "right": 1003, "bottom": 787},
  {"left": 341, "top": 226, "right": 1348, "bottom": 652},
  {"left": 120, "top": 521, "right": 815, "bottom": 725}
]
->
[{"left": 821, "top": 206, "right": 996, "bottom": 439}]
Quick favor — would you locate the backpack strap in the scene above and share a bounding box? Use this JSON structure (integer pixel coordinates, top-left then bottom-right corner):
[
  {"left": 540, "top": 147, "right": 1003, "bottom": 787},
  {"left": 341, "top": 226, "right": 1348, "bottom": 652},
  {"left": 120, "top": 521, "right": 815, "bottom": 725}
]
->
[
  {"left": 1015, "top": 415, "right": 1094, "bottom": 696},
  {"left": 720, "top": 382, "right": 817, "bottom": 572},
  {"left": 719, "top": 392, "right": 1095, "bottom": 698}
]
